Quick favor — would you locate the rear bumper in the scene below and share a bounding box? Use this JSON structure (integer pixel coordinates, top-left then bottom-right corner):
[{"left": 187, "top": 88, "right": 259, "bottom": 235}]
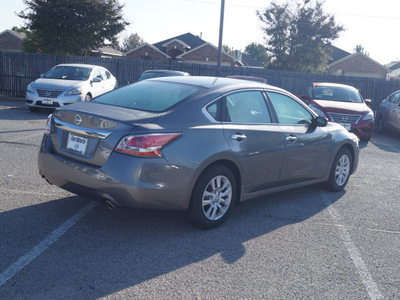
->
[{"left": 38, "top": 134, "right": 195, "bottom": 210}]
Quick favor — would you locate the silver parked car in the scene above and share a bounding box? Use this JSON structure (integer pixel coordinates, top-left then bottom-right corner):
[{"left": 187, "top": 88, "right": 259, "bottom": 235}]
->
[
  {"left": 38, "top": 76, "right": 359, "bottom": 228},
  {"left": 376, "top": 90, "right": 400, "bottom": 135},
  {"left": 26, "top": 63, "right": 117, "bottom": 112}
]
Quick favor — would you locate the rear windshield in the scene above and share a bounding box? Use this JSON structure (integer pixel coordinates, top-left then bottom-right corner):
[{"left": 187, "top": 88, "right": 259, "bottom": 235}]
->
[
  {"left": 93, "top": 80, "right": 199, "bottom": 112},
  {"left": 313, "top": 86, "right": 363, "bottom": 103}
]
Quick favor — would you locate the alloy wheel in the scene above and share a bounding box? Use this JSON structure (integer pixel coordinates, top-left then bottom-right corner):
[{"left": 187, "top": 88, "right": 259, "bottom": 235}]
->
[{"left": 201, "top": 175, "right": 232, "bottom": 221}]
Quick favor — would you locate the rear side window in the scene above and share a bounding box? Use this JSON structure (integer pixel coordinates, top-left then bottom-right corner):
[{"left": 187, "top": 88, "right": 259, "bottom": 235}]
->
[{"left": 93, "top": 81, "right": 199, "bottom": 112}]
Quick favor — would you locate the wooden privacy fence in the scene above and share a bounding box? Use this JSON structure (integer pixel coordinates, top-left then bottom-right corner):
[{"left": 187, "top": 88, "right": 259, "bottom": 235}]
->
[{"left": 1, "top": 50, "right": 400, "bottom": 109}]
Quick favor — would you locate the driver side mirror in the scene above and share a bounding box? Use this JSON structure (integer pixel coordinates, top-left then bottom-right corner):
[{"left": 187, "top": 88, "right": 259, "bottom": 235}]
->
[
  {"left": 92, "top": 77, "right": 102, "bottom": 83},
  {"left": 313, "top": 116, "right": 328, "bottom": 127},
  {"left": 364, "top": 99, "right": 372, "bottom": 107}
]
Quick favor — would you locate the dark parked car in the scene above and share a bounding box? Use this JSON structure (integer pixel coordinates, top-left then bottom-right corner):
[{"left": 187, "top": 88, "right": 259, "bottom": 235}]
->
[
  {"left": 136, "top": 69, "right": 190, "bottom": 82},
  {"left": 376, "top": 90, "right": 400, "bottom": 135},
  {"left": 299, "top": 82, "right": 374, "bottom": 141},
  {"left": 38, "top": 77, "right": 359, "bottom": 228}
]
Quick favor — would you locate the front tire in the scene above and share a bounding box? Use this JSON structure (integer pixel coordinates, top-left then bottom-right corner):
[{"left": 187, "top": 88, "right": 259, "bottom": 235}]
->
[
  {"left": 188, "top": 165, "right": 236, "bottom": 229},
  {"left": 84, "top": 94, "right": 92, "bottom": 101},
  {"left": 323, "top": 148, "right": 352, "bottom": 192},
  {"left": 376, "top": 116, "right": 385, "bottom": 134}
]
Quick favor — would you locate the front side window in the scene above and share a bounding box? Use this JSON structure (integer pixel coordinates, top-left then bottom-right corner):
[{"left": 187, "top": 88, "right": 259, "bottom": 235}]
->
[
  {"left": 91, "top": 69, "right": 103, "bottom": 80},
  {"left": 225, "top": 91, "right": 271, "bottom": 123},
  {"left": 268, "top": 92, "right": 313, "bottom": 125}
]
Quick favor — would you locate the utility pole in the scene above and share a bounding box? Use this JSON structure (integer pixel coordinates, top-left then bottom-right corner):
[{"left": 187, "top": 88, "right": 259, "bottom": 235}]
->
[{"left": 216, "top": 0, "right": 225, "bottom": 77}]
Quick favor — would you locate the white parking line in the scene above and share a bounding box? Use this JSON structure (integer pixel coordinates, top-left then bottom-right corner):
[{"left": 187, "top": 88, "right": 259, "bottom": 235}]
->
[
  {"left": 320, "top": 192, "right": 384, "bottom": 300},
  {"left": 0, "top": 201, "right": 98, "bottom": 288}
]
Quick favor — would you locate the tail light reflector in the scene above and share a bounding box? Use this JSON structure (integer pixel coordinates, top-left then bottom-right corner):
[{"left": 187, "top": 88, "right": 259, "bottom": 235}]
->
[
  {"left": 115, "top": 133, "right": 181, "bottom": 157},
  {"left": 45, "top": 114, "right": 52, "bottom": 133}
]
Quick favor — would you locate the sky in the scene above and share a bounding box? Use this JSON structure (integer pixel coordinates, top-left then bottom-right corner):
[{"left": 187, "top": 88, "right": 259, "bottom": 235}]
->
[{"left": 1, "top": 0, "right": 399, "bottom": 65}]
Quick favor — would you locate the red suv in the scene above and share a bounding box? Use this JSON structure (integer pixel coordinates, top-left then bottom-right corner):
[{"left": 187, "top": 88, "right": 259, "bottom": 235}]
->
[{"left": 299, "top": 82, "right": 374, "bottom": 141}]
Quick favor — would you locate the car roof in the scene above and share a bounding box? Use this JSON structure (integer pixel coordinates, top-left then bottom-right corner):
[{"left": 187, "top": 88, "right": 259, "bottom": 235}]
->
[
  {"left": 313, "top": 82, "right": 357, "bottom": 90},
  {"left": 148, "top": 76, "right": 286, "bottom": 93},
  {"left": 54, "top": 63, "right": 100, "bottom": 69},
  {"left": 227, "top": 75, "right": 268, "bottom": 84},
  {"left": 142, "top": 69, "right": 189, "bottom": 75}
]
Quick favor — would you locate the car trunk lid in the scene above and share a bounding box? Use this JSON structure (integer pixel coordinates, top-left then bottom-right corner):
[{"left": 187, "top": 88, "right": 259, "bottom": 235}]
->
[{"left": 49, "top": 102, "right": 161, "bottom": 166}]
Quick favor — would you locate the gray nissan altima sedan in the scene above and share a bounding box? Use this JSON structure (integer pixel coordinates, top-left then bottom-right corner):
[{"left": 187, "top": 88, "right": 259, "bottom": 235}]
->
[{"left": 38, "top": 76, "right": 359, "bottom": 228}]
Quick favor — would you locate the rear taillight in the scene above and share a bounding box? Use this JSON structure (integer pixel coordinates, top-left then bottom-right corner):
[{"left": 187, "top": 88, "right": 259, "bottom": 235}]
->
[
  {"left": 45, "top": 114, "right": 52, "bottom": 134},
  {"left": 115, "top": 133, "right": 181, "bottom": 157}
]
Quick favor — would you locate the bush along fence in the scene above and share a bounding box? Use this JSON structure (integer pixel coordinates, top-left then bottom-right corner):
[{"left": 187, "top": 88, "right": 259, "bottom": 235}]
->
[{"left": 1, "top": 50, "right": 400, "bottom": 109}]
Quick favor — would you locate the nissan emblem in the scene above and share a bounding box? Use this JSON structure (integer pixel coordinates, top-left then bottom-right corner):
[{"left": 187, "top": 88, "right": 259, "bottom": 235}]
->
[{"left": 74, "top": 114, "right": 82, "bottom": 125}]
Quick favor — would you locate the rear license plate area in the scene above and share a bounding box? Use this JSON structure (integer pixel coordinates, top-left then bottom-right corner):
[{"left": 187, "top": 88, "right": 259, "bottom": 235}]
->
[{"left": 66, "top": 133, "right": 88, "bottom": 155}]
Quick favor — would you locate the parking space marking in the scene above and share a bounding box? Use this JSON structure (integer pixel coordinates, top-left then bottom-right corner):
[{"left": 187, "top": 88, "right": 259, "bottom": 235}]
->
[
  {"left": 321, "top": 192, "right": 384, "bottom": 300},
  {"left": 0, "top": 201, "right": 98, "bottom": 288}
]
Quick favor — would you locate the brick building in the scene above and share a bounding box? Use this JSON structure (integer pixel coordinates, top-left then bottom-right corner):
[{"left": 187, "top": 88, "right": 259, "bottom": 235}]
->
[
  {"left": 125, "top": 32, "right": 241, "bottom": 67},
  {"left": 0, "top": 29, "right": 25, "bottom": 52},
  {"left": 328, "top": 52, "right": 389, "bottom": 79}
]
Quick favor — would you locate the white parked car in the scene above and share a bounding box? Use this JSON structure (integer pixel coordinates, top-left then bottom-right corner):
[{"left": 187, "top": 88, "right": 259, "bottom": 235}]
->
[{"left": 25, "top": 64, "right": 117, "bottom": 112}]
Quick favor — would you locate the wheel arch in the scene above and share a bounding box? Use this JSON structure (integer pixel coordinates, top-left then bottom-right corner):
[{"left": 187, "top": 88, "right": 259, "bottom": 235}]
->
[{"left": 190, "top": 159, "right": 242, "bottom": 205}]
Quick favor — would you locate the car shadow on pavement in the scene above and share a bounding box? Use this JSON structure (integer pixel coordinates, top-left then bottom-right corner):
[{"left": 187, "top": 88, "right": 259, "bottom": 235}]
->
[
  {"left": 369, "top": 132, "right": 400, "bottom": 153},
  {"left": 0, "top": 105, "right": 52, "bottom": 121},
  {"left": 0, "top": 183, "right": 345, "bottom": 298}
]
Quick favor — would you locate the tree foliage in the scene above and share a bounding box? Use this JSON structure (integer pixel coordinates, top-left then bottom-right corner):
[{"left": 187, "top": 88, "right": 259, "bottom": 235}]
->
[
  {"left": 354, "top": 44, "right": 369, "bottom": 56},
  {"left": 223, "top": 45, "right": 236, "bottom": 57},
  {"left": 257, "top": 0, "right": 344, "bottom": 72},
  {"left": 244, "top": 42, "right": 270, "bottom": 65},
  {"left": 118, "top": 33, "right": 145, "bottom": 53},
  {"left": 18, "top": 0, "right": 129, "bottom": 55}
]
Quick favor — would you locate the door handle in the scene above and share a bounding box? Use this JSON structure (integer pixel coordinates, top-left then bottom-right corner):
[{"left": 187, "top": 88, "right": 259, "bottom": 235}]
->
[
  {"left": 231, "top": 134, "right": 247, "bottom": 141},
  {"left": 286, "top": 135, "right": 297, "bottom": 142}
]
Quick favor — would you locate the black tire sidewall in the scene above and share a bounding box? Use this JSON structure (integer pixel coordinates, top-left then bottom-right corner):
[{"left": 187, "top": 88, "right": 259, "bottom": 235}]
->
[
  {"left": 188, "top": 165, "right": 236, "bottom": 229},
  {"left": 377, "top": 117, "right": 384, "bottom": 133},
  {"left": 324, "top": 148, "right": 352, "bottom": 192}
]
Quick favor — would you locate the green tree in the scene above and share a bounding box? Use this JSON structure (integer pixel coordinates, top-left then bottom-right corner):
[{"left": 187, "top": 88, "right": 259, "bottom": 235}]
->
[
  {"left": 257, "top": 0, "right": 344, "bottom": 72},
  {"left": 244, "top": 42, "right": 270, "bottom": 65},
  {"left": 118, "top": 33, "right": 145, "bottom": 53},
  {"left": 354, "top": 44, "right": 369, "bottom": 56},
  {"left": 18, "top": 0, "right": 129, "bottom": 55},
  {"left": 223, "top": 44, "right": 236, "bottom": 57}
]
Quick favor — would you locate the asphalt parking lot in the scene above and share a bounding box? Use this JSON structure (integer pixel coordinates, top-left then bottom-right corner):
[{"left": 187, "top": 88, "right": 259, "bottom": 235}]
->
[{"left": 0, "top": 99, "right": 399, "bottom": 299}]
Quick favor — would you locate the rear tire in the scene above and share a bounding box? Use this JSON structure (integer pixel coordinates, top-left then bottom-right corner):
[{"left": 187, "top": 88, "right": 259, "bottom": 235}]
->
[
  {"left": 323, "top": 148, "right": 352, "bottom": 192},
  {"left": 188, "top": 165, "right": 236, "bottom": 229}
]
